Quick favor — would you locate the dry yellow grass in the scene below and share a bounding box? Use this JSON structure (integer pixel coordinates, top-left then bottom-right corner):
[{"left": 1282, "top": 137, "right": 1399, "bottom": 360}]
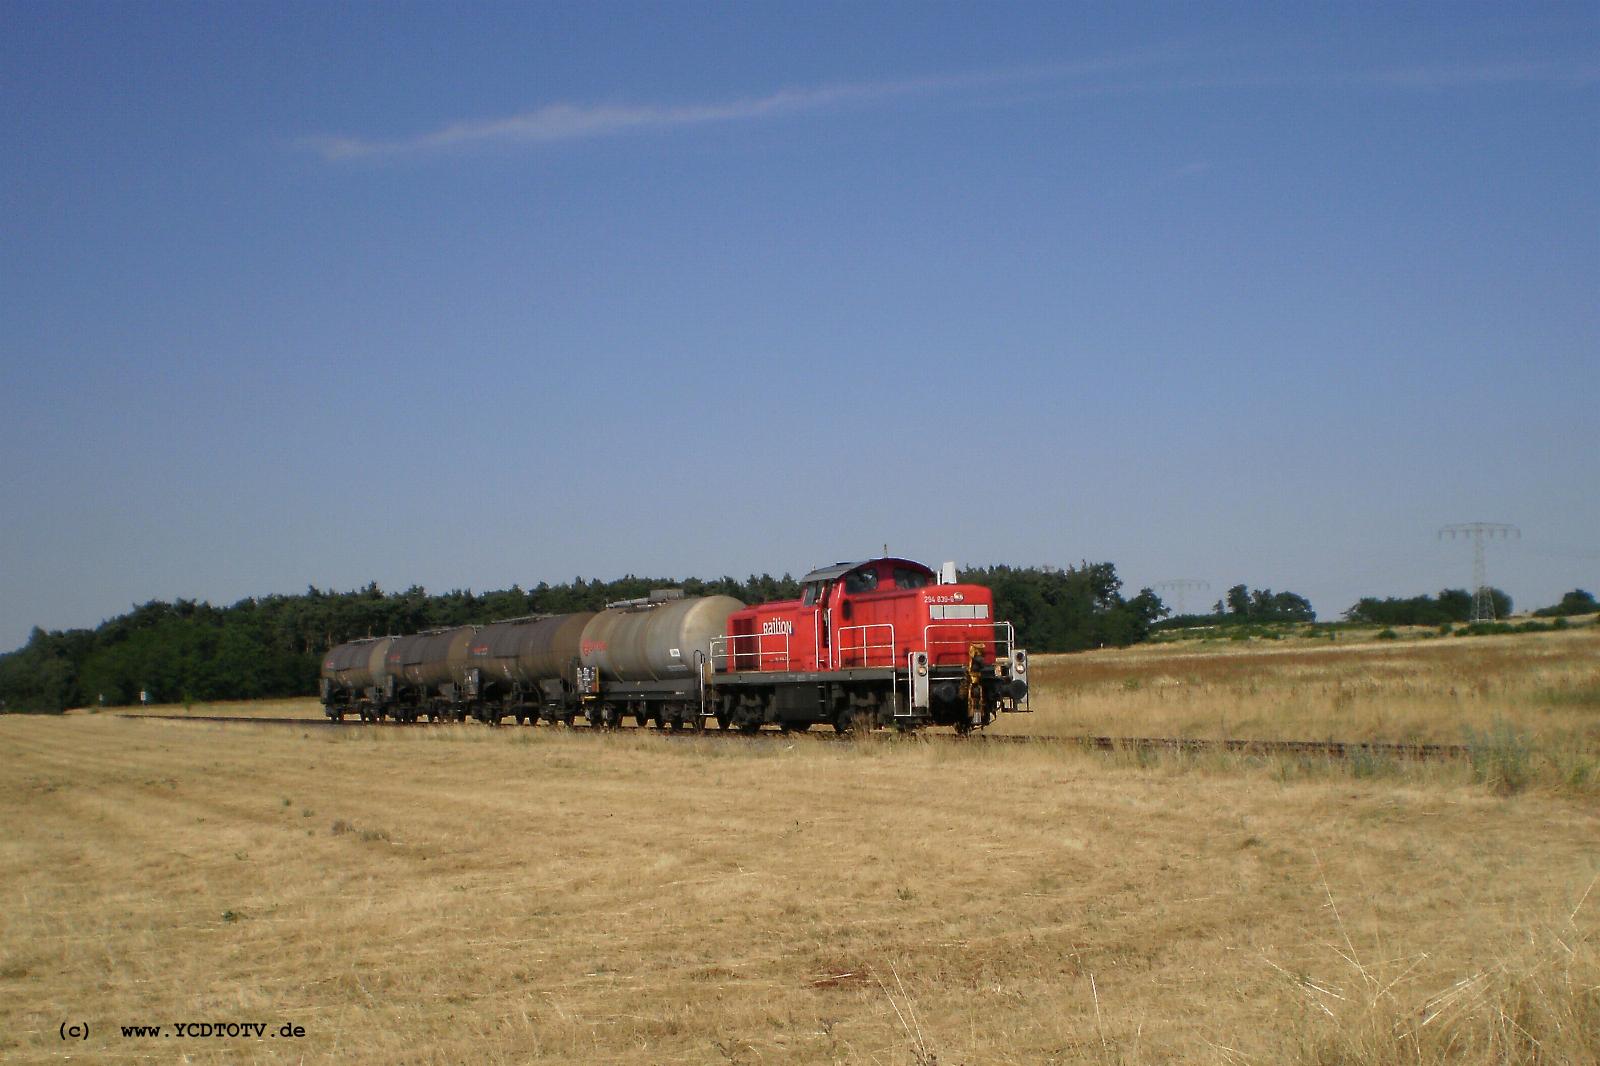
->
[
  {"left": 1009, "top": 625, "right": 1600, "bottom": 751},
  {"left": 3, "top": 685, "right": 1597, "bottom": 1063},
  {"left": 89, "top": 697, "right": 326, "bottom": 720}
]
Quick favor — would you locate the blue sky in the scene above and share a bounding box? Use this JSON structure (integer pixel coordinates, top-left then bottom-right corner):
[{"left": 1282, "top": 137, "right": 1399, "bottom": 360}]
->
[{"left": 2, "top": 2, "right": 1596, "bottom": 648}]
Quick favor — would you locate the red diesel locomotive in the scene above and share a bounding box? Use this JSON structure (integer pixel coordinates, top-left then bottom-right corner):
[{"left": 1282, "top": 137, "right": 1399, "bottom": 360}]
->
[
  {"left": 320, "top": 556, "right": 1029, "bottom": 733},
  {"left": 710, "top": 557, "right": 1029, "bottom": 732}
]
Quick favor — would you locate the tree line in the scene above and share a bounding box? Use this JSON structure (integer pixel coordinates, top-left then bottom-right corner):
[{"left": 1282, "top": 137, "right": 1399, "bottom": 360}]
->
[
  {"left": 0, "top": 562, "right": 1170, "bottom": 712},
  {"left": 1154, "top": 583, "right": 1316, "bottom": 630},
  {"left": 1343, "top": 587, "right": 1597, "bottom": 626},
  {"left": 1343, "top": 588, "right": 1512, "bottom": 626}
]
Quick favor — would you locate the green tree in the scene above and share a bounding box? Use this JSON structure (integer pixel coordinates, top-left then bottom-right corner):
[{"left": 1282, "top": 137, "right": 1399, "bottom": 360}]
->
[{"left": 1533, "top": 589, "right": 1596, "bottom": 618}]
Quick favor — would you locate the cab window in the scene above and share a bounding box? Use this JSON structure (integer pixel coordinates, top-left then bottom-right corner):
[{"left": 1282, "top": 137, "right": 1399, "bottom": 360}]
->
[
  {"left": 802, "top": 582, "right": 822, "bottom": 606},
  {"left": 844, "top": 567, "right": 879, "bottom": 594},
  {"left": 892, "top": 567, "right": 931, "bottom": 590}
]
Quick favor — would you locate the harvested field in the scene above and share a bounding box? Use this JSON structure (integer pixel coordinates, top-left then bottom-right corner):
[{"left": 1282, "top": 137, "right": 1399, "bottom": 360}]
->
[{"left": 4, "top": 629, "right": 1597, "bottom": 1064}]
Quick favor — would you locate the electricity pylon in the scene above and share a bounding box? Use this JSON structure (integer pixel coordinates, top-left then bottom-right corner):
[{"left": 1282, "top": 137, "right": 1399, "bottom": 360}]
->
[
  {"left": 1156, "top": 579, "right": 1210, "bottom": 616},
  {"left": 1438, "top": 523, "right": 1519, "bottom": 622}
]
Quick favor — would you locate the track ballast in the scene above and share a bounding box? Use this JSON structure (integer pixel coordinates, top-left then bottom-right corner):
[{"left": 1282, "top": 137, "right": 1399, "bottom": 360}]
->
[{"left": 116, "top": 714, "right": 1470, "bottom": 760}]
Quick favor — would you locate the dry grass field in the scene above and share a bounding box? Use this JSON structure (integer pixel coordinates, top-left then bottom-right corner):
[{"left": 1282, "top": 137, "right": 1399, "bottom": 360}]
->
[
  {"left": 1012, "top": 624, "right": 1600, "bottom": 751},
  {"left": 4, "top": 628, "right": 1597, "bottom": 1064}
]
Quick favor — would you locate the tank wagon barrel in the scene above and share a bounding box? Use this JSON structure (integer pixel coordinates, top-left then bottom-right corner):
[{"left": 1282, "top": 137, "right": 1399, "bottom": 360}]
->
[
  {"left": 460, "top": 612, "right": 595, "bottom": 725},
  {"left": 319, "top": 636, "right": 396, "bottom": 721},
  {"left": 358, "top": 626, "right": 478, "bottom": 723},
  {"left": 573, "top": 595, "right": 745, "bottom": 728},
  {"left": 468, "top": 613, "right": 595, "bottom": 684},
  {"left": 579, "top": 595, "right": 744, "bottom": 682}
]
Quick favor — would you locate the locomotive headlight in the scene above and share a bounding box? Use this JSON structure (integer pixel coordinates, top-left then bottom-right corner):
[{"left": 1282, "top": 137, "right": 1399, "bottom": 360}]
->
[{"left": 915, "top": 652, "right": 928, "bottom": 677}]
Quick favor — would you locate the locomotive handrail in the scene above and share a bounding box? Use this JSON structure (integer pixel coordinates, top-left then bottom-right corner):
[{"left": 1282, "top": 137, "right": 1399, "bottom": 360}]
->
[
  {"left": 833, "top": 623, "right": 896, "bottom": 669},
  {"left": 923, "top": 621, "right": 1015, "bottom": 662},
  {"left": 709, "top": 631, "right": 792, "bottom": 672}
]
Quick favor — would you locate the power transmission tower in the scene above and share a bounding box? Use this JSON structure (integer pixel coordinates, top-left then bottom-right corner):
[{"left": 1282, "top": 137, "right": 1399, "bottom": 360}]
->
[
  {"left": 1156, "top": 579, "right": 1210, "bottom": 616},
  {"left": 1438, "top": 523, "right": 1520, "bottom": 622}
]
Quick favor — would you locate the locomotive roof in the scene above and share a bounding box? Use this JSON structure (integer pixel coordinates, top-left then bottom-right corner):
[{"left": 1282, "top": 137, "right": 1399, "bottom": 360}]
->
[{"left": 799, "top": 558, "right": 933, "bottom": 583}]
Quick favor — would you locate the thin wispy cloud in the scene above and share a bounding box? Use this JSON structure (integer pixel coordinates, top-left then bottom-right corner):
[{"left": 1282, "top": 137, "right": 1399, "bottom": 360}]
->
[
  {"left": 302, "top": 50, "right": 1176, "bottom": 160},
  {"left": 311, "top": 82, "right": 903, "bottom": 160},
  {"left": 304, "top": 49, "right": 1598, "bottom": 162}
]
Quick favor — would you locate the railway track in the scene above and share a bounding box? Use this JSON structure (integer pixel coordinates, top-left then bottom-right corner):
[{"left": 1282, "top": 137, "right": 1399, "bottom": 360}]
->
[{"left": 117, "top": 714, "right": 1471, "bottom": 760}]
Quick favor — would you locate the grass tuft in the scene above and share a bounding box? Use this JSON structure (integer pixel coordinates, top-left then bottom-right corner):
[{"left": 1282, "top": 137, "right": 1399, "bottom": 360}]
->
[{"left": 1464, "top": 721, "right": 1534, "bottom": 796}]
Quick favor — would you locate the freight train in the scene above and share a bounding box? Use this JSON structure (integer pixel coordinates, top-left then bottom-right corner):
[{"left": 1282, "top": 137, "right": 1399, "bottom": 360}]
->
[{"left": 319, "top": 557, "right": 1029, "bottom": 733}]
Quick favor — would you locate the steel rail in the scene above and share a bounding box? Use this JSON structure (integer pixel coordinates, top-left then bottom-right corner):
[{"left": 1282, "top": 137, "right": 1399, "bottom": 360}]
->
[{"left": 115, "top": 714, "right": 1471, "bottom": 760}]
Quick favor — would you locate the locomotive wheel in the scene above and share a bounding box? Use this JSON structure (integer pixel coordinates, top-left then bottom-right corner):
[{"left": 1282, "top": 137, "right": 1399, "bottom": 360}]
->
[{"left": 832, "top": 713, "right": 854, "bottom": 734}]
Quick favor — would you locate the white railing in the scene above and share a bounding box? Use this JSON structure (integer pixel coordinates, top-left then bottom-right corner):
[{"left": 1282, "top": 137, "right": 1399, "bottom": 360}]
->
[
  {"left": 923, "top": 621, "right": 1015, "bottom": 663},
  {"left": 709, "top": 631, "right": 792, "bottom": 672},
  {"left": 833, "top": 623, "right": 896, "bottom": 669}
]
